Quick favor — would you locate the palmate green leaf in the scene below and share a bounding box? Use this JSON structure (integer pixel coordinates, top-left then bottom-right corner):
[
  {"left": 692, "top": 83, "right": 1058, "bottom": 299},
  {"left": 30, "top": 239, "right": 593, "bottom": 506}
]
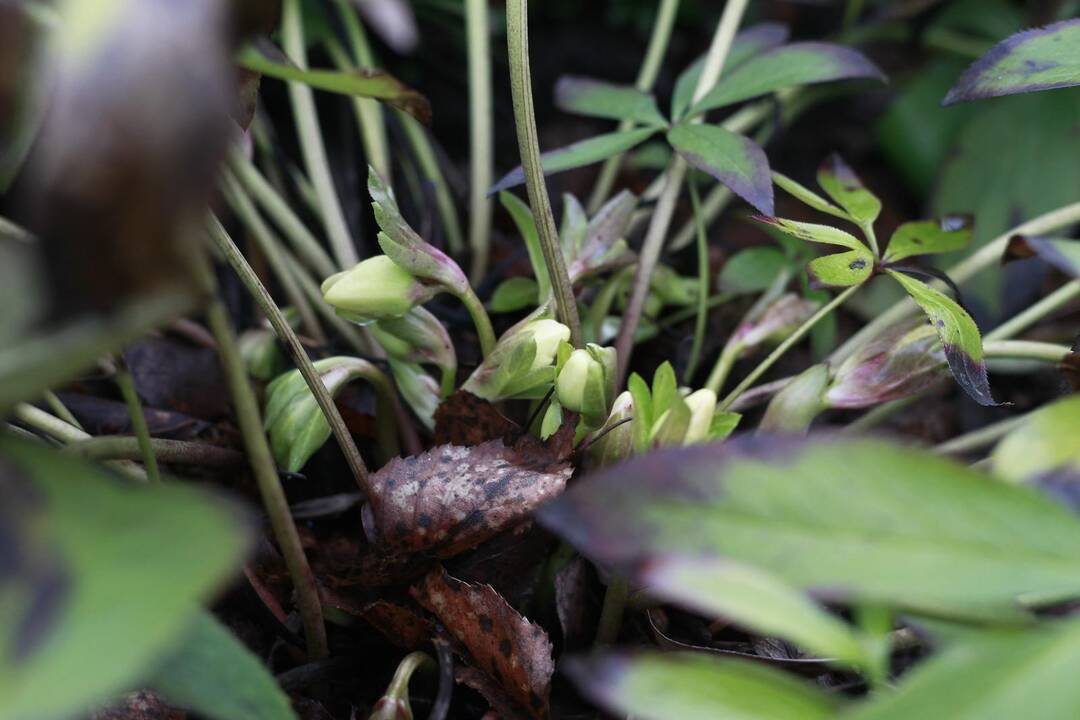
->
[
  {"left": 554, "top": 76, "right": 667, "bottom": 127},
  {"left": 885, "top": 269, "right": 997, "bottom": 406},
  {"left": 667, "top": 123, "right": 774, "bottom": 215},
  {"left": 489, "top": 127, "right": 659, "bottom": 194},
  {"left": 237, "top": 41, "right": 430, "bottom": 123},
  {"left": 499, "top": 191, "right": 550, "bottom": 301},
  {"left": 754, "top": 217, "right": 874, "bottom": 287},
  {"left": 690, "top": 42, "right": 885, "bottom": 117},
  {"left": 0, "top": 438, "right": 251, "bottom": 720},
  {"left": 148, "top": 611, "right": 296, "bottom": 720},
  {"left": 641, "top": 556, "right": 871, "bottom": 669},
  {"left": 845, "top": 617, "right": 1080, "bottom": 720},
  {"left": 672, "top": 23, "right": 790, "bottom": 121},
  {"left": 539, "top": 435, "right": 1080, "bottom": 620},
  {"left": 991, "top": 394, "right": 1080, "bottom": 483},
  {"left": 1006, "top": 235, "right": 1080, "bottom": 278},
  {"left": 565, "top": 652, "right": 841, "bottom": 720},
  {"left": 816, "top": 155, "right": 882, "bottom": 226},
  {"left": 944, "top": 18, "right": 1080, "bottom": 104},
  {"left": 882, "top": 215, "right": 973, "bottom": 264}
]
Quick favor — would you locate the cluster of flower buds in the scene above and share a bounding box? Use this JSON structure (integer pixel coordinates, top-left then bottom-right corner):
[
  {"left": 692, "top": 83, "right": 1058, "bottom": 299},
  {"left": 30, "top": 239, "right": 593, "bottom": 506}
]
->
[
  {"left": 463, "top": 315, "right": 570, "bottom": 402},
  {"left": 544, "top": 342, "right": 618, "bottom": 440}
]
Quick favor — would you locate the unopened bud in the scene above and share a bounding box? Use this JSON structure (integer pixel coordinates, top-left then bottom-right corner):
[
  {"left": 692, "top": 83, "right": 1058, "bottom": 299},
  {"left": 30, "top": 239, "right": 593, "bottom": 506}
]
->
[
  {"left": 826, "top": 321, "right": 943, "bottom": 408},
  {"left": 555, "top": 343, "right": 617, "bottom": 430},
  {"left": 760, "top": 364, "right": 829, "bottom": 433},
  {"left": 463, "top": 316, "right": 571, "bottom": 402},
  {"left": 322, "top": 255, "right": 434, "bottom": 323},
  {"left": 589, "top": 391, "right": 634, "bottom": 468},
  {"left": 683, "top": 388, "right": 718, "bottom": 445}
]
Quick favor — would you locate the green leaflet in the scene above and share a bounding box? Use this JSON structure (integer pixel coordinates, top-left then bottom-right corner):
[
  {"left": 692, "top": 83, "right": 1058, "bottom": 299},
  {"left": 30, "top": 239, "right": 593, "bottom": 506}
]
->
[
  {"left": 944, "top": 18, "right": 1080, "bottom": 104},
  {"left": 148, "top": 611, "right": 296, "bottom": 720},
  {"left": 754, "top": 217, "right": 874, "bottom": 287},
  {"left": 772, "top": 171, "right": 851, "bottom": 222},
  {"left": 690, "top": 42, "right": 885, "bottom": 117},
  {"left": 0, "top": 438, "right": 251, "bottom": 719},
  {"left": 565, "top": 652, "right": 841, "bottom": 720},
  {"left": 489, "top": 127, "right": 659, "bottom": 194},
  {"left": 555, "top": 76, "right": 667, "bottom": 127},
  {"left": 667, "top": 123, "right": 774, "bottom": 215},
  {"left": 882, "top": 216, "right": 973, "bottom": 263},
  {"left": 816, "top": 154, "right": 882, "bottom": 226},
  {"left": 540, "top": 435, "right": 1080, "bottom": 619},
  {"left": 885, "top": 269, "right": 997, "bottom": 406}
]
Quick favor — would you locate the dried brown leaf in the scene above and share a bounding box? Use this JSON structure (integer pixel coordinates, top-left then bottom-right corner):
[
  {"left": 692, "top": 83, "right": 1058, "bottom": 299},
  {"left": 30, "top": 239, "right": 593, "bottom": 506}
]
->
[
  {"left": 412, "top": 568, "right": 554, "bottom": 719},
  {"left": 433, "top": 390, "right": 518, "bottom": 447}
]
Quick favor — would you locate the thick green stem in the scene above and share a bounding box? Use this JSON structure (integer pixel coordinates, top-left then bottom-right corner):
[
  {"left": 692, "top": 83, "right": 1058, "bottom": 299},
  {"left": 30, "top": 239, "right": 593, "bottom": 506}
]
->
[
  {"left": 984, "top": 280, "right": 1080, "bottom": 342},
  {"left": 466, "top": 0, "right": 494, "bottom": 281},
  {"left": 44, "top": 390, "right": 82, "bottom": 430},
  {"left": 196, "top": 253, "right": 329, "bottom": 661},
  {"left": 14, "top": 403, "right": 147, "bottom": 481},
  {"left": 587, "top": 0, "right": 681, "bottom": 213},
  {"left": 505, "top": 0, "right": 582, "bottom": 346},
  {"left": 983, "top": 340, "right": 1072, "bottom": 363},
  {"left": 595, "top": 576, "right": 629, "bottom": 646},
  {"left": 933, "top": 414, "right": 1029, "bottom": 456},
  {"left": 65, "top": 436, "right": 245, "bottom": 466},
  {"left": 281, "top": 0, "right": 358, "bottom": 269},
  {"left": 460, "top": 287, "right": 497, "bottom": 357},
  {"left": 685, "top": 176, "right": 710, "bottom": 382},
  {"left": 113, "top": 356, "right": 161, "bottom": 483},
  {"left": 719, "top": 285, "right": 859, "bottom": 411},
  {"left": 831, "top": 201, "right": 1080, "bottom": 363},
  {"left": 207, "top": 217, "right": 373, "bottom": 500}
]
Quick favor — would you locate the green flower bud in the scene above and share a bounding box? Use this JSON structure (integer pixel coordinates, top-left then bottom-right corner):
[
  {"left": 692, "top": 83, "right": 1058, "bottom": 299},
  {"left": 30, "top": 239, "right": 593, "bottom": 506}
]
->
[
  {"left": 387, "top": 358, "right": 441, "bottom": 431},
  {"left": 826, "top": 320, "right": 944, "bottom": 408},
  {"left": 760, "top": 364, "right": 829, "bottom": 434},
  {"left": 556, "top": 343, "right": 617, "bottom": 430},
  {"left": 462, "top": 316, "right": 571, "bottom": 402},
  {"left": 589, "top": 390, "right": 634, "bottom": 468},
  {"left": 322, "top": 255, "right": 434, "bottom": 323},
  {"left": 683, "top": 388, "right": 718, "bottom": 445},
  {"left": 732, "top": 293, "right": 819, "bottom": 356}
]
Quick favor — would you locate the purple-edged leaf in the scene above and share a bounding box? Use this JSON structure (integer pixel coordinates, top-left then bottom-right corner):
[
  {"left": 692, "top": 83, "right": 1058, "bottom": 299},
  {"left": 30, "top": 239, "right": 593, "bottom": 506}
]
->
[
  {"left": 668, "top": 124, "right": 773, "bottom": 214},
  {"left": 564, "top": 652, "right": 840, "bottom": 720},
  {"left": 816, "top": 154, "right": 881, "bottom": 226},
  {"left": 538, "top": 434, "right": 1080, "bottom": 619},
  {"left": 882, "top": 215, "right": 973, "bottom": 264},
  {"left": 671, "top": 23, "right": 791, "bottom": 121},
  {"left": 489, "top": 127, "right": 658, "bottom": 195},
  {"left": 885, "top": 269, "right": 999, "bottom": 406},
  {"left": 555, "top": 76, "right": 667, "bottom": 127},
  {"left": 690, "top": 42, "right": 885, "bottom": 117},
  {"left": 1005, "top": 235, "right": 1080, "bottom": 278},
  {"left": 943, "top": 19, "right": 1080, "bottom": 105}
]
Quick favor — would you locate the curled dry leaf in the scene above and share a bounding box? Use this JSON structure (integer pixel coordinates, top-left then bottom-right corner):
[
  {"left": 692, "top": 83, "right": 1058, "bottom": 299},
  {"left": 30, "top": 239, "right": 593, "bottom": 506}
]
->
[
  {"left": 412, "top": 568, "right": 554, "bottom": 720},
  {"left": 363, "top": 434, "right": 574, "bottom": 558}
]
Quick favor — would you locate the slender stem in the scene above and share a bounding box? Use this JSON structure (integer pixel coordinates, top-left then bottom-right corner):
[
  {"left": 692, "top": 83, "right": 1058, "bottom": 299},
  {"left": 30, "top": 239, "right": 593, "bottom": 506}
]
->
[
  {"left": 383, "top": 651, "right": 435, "bottom": 706},
  {"left": 65, "top": 436, "right": 245, "bottom": 466},
  {"left": 983, "top": 340, "right": 1072, "bottom": 363},
  {"left": 595, "top": 576, "right": 629, "bottom": 646},
  {"left": 459, "top": 287, "right": 497, "bottom": 357},
  {"left": 227, "top": 148, "right": 337, "bottom": 279},
  {"left": 587, "top": 0, "right": 681, "bottom": 213},
  {"left": 831, "top": 201, "right": 1080, "bottom": 363},
  {"left": 505, "top": 0, "right": 582, "bottom": 345},
  {"left": 614, "top": 0, "right": 751, "bottom": 383},
  {"left": 466, "top": 0, "right": 494, "bottom": 282},
  {"left": 113, "top": 356, "right": 161, "bottom": 484},
  {"left": 196, "top": 252, "right": 329, "bottom": 661},
  {"left": 705, "top": 343, "right": 740, "bottom": 395},
  {"left": 984, "top": 280, "right": 1080, "bottom": 342},
  {"left": 671, "top": 184, "right": 732, "bottom": 251},
  {"left": 281, "top": 0, "right": 358, "bottom": 269},
  {"left": 330, "top": 3, "right": 391, "bottom": 178},
  {"left": 13, "top": 403, "right": 148, "bottom": 481},
  {"left": 862, "top": 221, "right": 879, "bottom": 258},
  {"left": 399, "top": 113, "right": 465, "bottom": 254},
  {"left": 207, "top": 217, "right": 373, "bottom": 500},
  {"left": 43, "top": 390, "right": 82, "bottom": 430},
  {"left": 933, "top": 414, "right": 1029, "bottom": 456},
  {"left": 221, "top": 169, "right": 326, "bottom": 343},
  {"left": 685, "top": 176, "right": 710, "bottom": 382},
  {"left": 719, "top": 285, "right": 859, "bottom": 411}
]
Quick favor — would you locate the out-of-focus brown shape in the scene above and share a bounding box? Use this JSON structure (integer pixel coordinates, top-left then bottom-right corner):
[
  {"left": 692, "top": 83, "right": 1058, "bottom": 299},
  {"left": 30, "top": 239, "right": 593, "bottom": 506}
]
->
[
  {"left": 90, "top": 691, "right": 185, "bottom": 720},
  {"left": 23, "top": 0, "right": 236, "bottom": 318}
]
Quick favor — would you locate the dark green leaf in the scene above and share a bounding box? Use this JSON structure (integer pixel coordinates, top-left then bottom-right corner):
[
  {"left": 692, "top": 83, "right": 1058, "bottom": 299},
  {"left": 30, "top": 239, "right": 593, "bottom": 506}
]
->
[
  {"left": 555, "top": 76, "right": 667, "bottom": 127},
  {"left": 943, "top": 19, "right": 1080, "bottom": 104},
  {"left": 845, "top": 617, "right": 1080, "bottom": 720},
  {"left": 237, "top": 41, "right": 431, "bottom": 123},
  {"left": 671, "top": 23, "right": 790, "bottom": 121},
  {"left": 490, "top": 128, "right": 658, "bottom": 194},
  {"left": 540, "top": 435, "right": 1080, "bottom": 619},
  {"left": 148, "top": 611, "right": 296, "bottom": 720},
  {"left": 690, "top": 42, "right": 885, "bottom": 117},
  {"left": 667, "top": 124, "right": 774, "bottom": 215},
  {"left": 882, "top": 216, "right": 973, "bottom": 264},
  {"left": 0, "top": 438, "right": 251, "bottom": 719},
  {"left": 565, "top": 652, "right": 841, "bottom": 720},
  {"left": 816, "top": 155, "right": 882, "bottom": 226},
  {"left": 885, "top": 269, "right": 997, "bottom": 406}
]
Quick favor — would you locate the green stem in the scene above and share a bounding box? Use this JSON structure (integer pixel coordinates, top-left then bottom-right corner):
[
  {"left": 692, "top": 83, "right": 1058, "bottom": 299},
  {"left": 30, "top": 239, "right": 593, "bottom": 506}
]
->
[
  {"left": 13, "top": 403, "right": 147, "bottom": 481},
  {"left": 685, "top": 175, "right": 710, "bottom": 382},
  {"left": 586, "top": 0, "right": 681, "bottom": 213},
  {"left": 983, "top": 340, "right": 1072, "bottom": 363},
  {"left": 466, "top": 0, "right": 494, "bottom": 282},
  {"left": 113, "top": 356, "right": 161, "bottom": 484},
  {"left": 705, "top": 343, "right": 740, "bottom": 395},
  {"left": 505, "top": 0, "right": 582, "bottom": 346},
  {"left": 65, "top": 436, "right": 245, "bottom": 466},
  {"left": 719, "top": 285, "right": 859, "bottom": 411},
  {"left": 670, "top": 184, "right": 732, "bottom": 251},
  {"left": 933, "top": 414, "right": 1029, "bottom": 456},
  {"left": 399, "top": 113, "right": 465, "bottom": 254},
  {"left": 281, "top": 0, "right": 358, "bottom": 269},
  {"left": 460, "top": 286, "right": 497, "bottom": 357},
  {"left": 595, "top": 576, "right": 629, "bottom": 646},
  {"left": 207, "top": 217, "right": 373, "bottom": 499},
  {"left": 862, "top": 221, "right": 879, "bottom": 258},
  {"left": 43, "top": 390, "right": 82, "bottom": 430},
  {"left": 196, "top": 252, "right": 329, "bottom": 661},
  {"left": 330, "top": 3, "right": 391, "bottom": 178},
  {"left": 227, "top": 148, "right": 337, "bottom": 279},
  {"left": 831, "top": 201, "right": 1080, "bottom": 363},
  {"left": 984, "top": 280, "right": 1080, "bottom": 342}
]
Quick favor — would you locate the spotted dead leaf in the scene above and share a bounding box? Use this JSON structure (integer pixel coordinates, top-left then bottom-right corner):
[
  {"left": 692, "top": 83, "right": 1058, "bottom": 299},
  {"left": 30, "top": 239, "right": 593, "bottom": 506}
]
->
[
  {"left": 433, "top": 390, "right": 518, "bottom": 447},
  {"left": 320, "top": 587, "right": 432, "bottom": 651},
  {"left": 362, "top": 435, "right": 573, "bottom": 558},
  {"left": 412, "top": 568, "right": 554, "bottom": 719}
]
